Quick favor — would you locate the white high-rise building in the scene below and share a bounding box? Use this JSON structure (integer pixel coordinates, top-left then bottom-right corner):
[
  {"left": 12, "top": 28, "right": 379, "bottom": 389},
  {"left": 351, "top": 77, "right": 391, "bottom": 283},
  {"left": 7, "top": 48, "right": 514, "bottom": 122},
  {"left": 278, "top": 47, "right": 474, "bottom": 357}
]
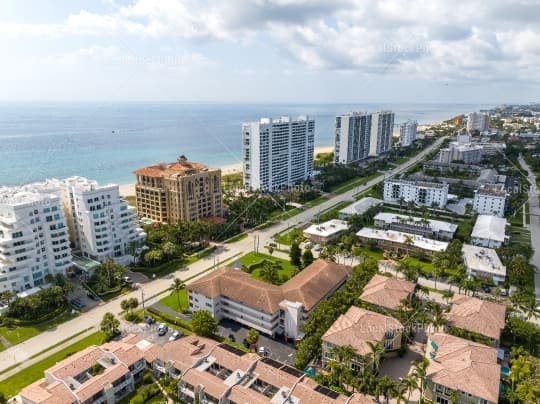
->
[
  {"left": 334, "top": 112, "right": 372, "bottom": 164},
  {"left": 399, "top": 120, "right": 417, "bottom": 147},
  {"left": 0, "top": 187, "right": 72, "bottom": 293},
  {"left": 38, "top": 177, "right": 146, "bottom": 264},
  {"left": 369, "top": 111, "right": 395, "bottom": 156},
  {"left": 383, "top": 179, "right": 449, "bottom": 208},
  {"left": 242, "top": 116, "right": 315, "bottom": 191},
  {"left": 466, "top": 112, "right": 490, "bottom": 132},
  {"left": 472, "top": 184, "right": 508, "bottom": 218}
]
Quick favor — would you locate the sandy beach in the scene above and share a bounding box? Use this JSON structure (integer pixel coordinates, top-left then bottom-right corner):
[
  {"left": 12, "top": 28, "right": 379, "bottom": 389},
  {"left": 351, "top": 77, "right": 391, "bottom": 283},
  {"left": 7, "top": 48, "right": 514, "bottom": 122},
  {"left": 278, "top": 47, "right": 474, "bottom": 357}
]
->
[{"left": 119, "top": 145, "right": 334, "bottom": 196}]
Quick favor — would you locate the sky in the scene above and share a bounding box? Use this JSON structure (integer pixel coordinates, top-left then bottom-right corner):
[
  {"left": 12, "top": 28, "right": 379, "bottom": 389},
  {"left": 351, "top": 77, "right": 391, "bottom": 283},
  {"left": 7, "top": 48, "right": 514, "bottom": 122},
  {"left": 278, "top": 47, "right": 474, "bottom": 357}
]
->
[{"left": 0, "top": 0, "right": 539, "bottom": 103}]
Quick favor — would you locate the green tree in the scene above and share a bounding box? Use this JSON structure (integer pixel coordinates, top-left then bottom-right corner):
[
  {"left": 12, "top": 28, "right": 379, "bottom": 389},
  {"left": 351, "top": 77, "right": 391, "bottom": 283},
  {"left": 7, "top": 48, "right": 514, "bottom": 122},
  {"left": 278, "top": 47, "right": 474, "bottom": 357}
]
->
[
  {"left": 161, "top": 241, "right": 177, "bottom": 260},
  {"left": 411, "top": 358, "right": 429, "bottom": 400},
  {"left": 290, "top": 241, "right": 302, "bottom": 267},
  {"left": 100, "top": 312, "right": 120, "bottom": 341},
  {"left": 302, "top": 248, "right": 314, "bottom": 268},
  {"left": 170, "top": 278, "right": 186, "bottom": 311},
  {"left": 245, "top": 328, "right": 260, "bottom": 346},
  {"left": 191, "top": 310, "right": 218, "bottom": 337},
  {"left": 259, "top": 261, "right": 280, "bottom": 285}
]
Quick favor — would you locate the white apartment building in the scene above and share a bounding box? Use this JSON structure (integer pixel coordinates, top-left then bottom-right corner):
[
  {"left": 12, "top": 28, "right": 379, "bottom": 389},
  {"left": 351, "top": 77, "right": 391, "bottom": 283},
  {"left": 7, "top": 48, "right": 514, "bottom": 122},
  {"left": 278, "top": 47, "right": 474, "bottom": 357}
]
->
[
  {"left": 0, "top": 187, "right": 71, "bottom": 293},
  {"left": 242, "top": 116, "right": 315, "bottom": 191},
  {"left": 373, "top": 212, "right": 457, "bottom": 240},
  {"left": 466, "top": 111, "right": 490, "bottom": 132},
  {"left": 383, "top": 179, "right": 449, "bottom": 208},
  {"left": 471, "top": 215, "right": 508, "bottom": 248},
  {"left": 38, "top": 177, "right": 146, "bottom": 264},
  {"left": 399, "top": 120, "right": 417, "bottom": 147},
  {"left": 437, "top": 143, "right": 484, "bottom": 164},
  {"left": 334, "top": 112, "right": 372, "bottom": 164},
  {"left": 369, "top": 111, "right": 395, "bottom": 156},
  {"left": 472, "top": 184, "right": 508, "bottom": 218}
]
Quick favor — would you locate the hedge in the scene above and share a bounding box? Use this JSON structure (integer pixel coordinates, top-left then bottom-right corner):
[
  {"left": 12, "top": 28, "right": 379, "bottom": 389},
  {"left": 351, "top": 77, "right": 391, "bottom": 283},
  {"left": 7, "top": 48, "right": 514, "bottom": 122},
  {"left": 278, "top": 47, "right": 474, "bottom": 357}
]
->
[
  {"left": 243, "top": 259, "right": 273, "bottom": 274},
  {"left": 146, "top": 307, "right": 193, "bottom": 331},
  {"left": 7, "top": 307, "right": 67, "bottom": 326}
]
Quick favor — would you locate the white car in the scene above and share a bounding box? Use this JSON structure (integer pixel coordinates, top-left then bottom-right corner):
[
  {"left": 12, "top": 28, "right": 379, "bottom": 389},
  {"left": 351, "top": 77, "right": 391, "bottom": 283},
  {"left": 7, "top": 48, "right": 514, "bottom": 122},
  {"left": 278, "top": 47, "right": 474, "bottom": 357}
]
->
[
  {"left": 312, "top": 244, "right": 321, "bottom": 252},
  {"left": 169, "top": 331, "right": 183, "bottom": 341}
]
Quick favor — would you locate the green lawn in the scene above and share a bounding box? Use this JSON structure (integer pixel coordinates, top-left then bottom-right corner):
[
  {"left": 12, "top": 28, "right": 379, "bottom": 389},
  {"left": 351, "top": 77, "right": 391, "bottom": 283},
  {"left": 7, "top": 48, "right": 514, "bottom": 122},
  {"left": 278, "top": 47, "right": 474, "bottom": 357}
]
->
[
  {"left": 353, "top": 246, "right": 384, "bottom": 261},
  {"left": 239, "top": 252, "right": 296, "bottom": 282},
  {"left": 224, "top": 232, "right": 248, "bottom": 243},
  {"left": 0, "top": 331, "right": 105, "bottom": 398},
  {"left": 274, "top": 228, "right": 305, "bottom": 246},
  {"left": 0, "top": 310, "right": 78, "bottom": 346},
  {"left": 401, "top": 257, "right": 434, "bottom": 273},
  {"left": 159, "top": 288, "right": 189, "bottom": 312},
  {"left": 317, "top": 201, "right": 351, "bottom": 222}
]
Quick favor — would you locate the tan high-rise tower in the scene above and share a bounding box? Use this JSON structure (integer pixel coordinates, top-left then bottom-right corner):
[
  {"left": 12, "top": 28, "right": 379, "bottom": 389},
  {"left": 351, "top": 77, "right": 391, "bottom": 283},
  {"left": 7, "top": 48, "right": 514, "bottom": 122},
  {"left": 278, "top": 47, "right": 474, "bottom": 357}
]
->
[{"left": 134, "top": 155, "right": 223, "bottom": 223}]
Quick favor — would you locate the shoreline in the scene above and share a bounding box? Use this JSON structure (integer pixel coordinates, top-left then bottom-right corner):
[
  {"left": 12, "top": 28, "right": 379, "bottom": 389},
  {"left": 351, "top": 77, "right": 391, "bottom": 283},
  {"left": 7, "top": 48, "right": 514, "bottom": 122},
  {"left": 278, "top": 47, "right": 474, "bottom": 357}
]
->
[{"left": 119, "top": 145, "right": 335, "bottom": 196}]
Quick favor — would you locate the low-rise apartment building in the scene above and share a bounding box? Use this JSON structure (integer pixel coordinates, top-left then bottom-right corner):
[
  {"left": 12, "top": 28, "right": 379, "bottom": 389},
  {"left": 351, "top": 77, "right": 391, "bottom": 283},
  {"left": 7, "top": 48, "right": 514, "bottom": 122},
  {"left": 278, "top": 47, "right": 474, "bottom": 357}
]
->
[
  {"left": 0, "top": 187, "right": 71, "bottom": 293},
  {"left": 338, "top": 197, "right": 382, "bottom": 220},
  {"left": 445, "top": 295, "right": 506, "bottom": 346},
  {"left": 359, "top": 274, "right": 416, "bottom": 312},
  {"left": 150, "top": 335, "right": 373, "bottom": 404},
  {"left": 470, "top": 215, "right": 508, "bottom": 248},
  {"left": 187, "top": 259, "right": 352, "bottom": 340},
  {"left": 134, "top": 156, "right": 223, "bottom": 223},
  {"left": 322, "top": 306, "right": 403, "bottom": 371},
  {"left": 462, "top": 244, "right": 506, "bottom": 286},
  {"left": 20, "top": 335, "right": 150, "bottom": 404},
  {"left": 383, "top": 179, "right": 449, "bottom": 208},
  {"left": 373, "top": 212, "right": 457, "bottom": 241},
  {"left": 303, "top": 219, "right": 349, "bottom": 244},
  {"left": 356, "top": 228, "right": 448, "bottom": 257},
  {"left": 472, "top": 183, "right": 508, "bottom": 218},
  {"left": 424, "top": 333, "right": 500, "bottom": 404}
]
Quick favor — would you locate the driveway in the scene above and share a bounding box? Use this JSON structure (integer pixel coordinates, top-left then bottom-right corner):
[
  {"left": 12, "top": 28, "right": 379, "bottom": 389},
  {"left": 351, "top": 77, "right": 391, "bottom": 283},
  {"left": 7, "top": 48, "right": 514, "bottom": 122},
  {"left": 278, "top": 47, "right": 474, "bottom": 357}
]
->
[{"left": 218, "top": 319, "right": 296, "bottom": 364}]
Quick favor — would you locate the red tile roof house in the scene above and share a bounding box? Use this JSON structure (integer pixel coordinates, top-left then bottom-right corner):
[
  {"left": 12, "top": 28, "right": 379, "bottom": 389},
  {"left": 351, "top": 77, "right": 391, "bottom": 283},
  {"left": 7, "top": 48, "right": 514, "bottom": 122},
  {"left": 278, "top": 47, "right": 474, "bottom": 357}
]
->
[
  {"left": 149, "top": 334, "right": 375, "bottom": 404},
  {"left": 424, "top": 333, "right": 500, "bottom": 404},
  {"left": 359, "top": 274, "right": 417, "bottom": 313}
]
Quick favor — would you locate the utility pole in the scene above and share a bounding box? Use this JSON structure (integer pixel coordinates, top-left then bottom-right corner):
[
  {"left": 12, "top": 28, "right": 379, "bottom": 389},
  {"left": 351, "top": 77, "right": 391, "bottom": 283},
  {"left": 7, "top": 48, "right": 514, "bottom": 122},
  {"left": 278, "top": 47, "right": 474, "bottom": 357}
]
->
[{"left": 140, "top": 288, "right": 145, "bottom": 316}]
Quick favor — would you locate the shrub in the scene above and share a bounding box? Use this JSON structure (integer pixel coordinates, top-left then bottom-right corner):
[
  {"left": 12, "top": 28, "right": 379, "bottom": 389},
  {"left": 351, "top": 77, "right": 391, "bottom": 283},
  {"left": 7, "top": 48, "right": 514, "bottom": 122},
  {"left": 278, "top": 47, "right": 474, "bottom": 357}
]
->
[{"left": 146, "top": 307, "right": 193, "bottom": 331}]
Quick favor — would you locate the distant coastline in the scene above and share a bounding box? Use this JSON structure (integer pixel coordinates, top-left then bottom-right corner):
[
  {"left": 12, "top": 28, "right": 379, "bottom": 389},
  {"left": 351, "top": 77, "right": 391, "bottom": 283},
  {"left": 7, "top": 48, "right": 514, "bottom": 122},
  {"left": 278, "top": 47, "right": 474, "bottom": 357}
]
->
[{"left": 119, "top": 145, "right": 335, "bottom": 196}]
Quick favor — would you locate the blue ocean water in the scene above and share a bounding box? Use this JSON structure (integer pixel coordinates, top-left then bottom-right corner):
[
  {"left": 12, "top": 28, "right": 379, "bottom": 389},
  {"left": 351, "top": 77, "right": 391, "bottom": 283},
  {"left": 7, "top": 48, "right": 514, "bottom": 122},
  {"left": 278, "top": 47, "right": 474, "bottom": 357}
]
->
[{"left": 0, "top": 102, "right": 490, "bottom": 186}]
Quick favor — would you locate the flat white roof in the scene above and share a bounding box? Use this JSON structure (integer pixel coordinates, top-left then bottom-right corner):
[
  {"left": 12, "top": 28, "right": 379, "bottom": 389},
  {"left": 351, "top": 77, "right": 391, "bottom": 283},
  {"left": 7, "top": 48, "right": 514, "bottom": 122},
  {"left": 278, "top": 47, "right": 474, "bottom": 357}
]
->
[
  {"left": 462, "top": 244, "right": 506, "bottom": 277},
  {"left": 304, "top": 219, "right": 349, "bottom": 238},
  {"left": 471, "top": 215, "right": 507, "bottom": 243},
  {"left": 339, "top": 197, "right": 383, "bottom": 216},
  {"left": 374, "top": 212, "right": 457, "bottom": 233},
  {"left": 356, "top": 227, "right": 448, "bottom": 252}
]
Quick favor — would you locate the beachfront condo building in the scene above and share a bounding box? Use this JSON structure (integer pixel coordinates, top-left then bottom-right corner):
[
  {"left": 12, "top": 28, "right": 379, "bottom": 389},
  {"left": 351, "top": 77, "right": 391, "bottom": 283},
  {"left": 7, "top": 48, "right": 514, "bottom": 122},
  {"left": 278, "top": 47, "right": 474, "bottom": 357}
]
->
[
  {"left": 369, "top": 110, "right": 395, "bottom": 156},
  {"left": 466, "top": 111, "right": 490, "bottom": 132},
  {"left": 38, "top": 177, "right": 146, "bottom": 264},
  {"left": 242, "top": 116, "right": 315, "bottom": 191},
  {"left": 134, "top": 156, "right": 223, "bottom": 223},
  {"left": 334, "top": 112, "right": 372, "bottom": 164},
  {"left": 0, "top": 186, "right": 72, "bottom": 293},
  {"left": 399, "top": 120, "right": 417, "bottom": 147}
]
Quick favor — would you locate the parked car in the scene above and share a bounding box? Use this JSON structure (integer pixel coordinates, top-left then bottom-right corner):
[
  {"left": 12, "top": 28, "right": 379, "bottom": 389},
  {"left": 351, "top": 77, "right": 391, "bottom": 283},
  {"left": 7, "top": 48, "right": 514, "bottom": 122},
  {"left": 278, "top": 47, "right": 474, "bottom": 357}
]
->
[
  {"left": 269, "top": 242, "right": 277, "bottom": 248},
  {"left": 86, "top": 292, "right": 97, "bottom": 300},
  {"left": 157, "top": 324, "right": 168, "bottom": 336},
  {"left": 144, "top": 315, "right": 155, "bottom": 325},
  {"left": 169, "top": 331, "right": 183, "bottom": 341},
  {"left": 122, "top": 276, "right": 133, "bottom": 284},
  {"left": 258, "top": 346, "right": 268, "bottom": 357},
  {"left": 228, "top": 333, "right": 236, "bottom": 342},
  {"left": 482, "top": 285, "right": 492, "bottom": 293}
]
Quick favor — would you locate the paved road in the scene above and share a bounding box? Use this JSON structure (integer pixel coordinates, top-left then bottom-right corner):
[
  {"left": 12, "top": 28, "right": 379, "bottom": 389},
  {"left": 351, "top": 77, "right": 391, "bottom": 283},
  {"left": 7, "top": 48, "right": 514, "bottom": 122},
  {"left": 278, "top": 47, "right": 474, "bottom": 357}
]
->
[
  {"left": 0, "top": 136, "right": 446, "bottom": 375},
  {"left": 518, "top": 155, "right": 540, "bottom": 299}
]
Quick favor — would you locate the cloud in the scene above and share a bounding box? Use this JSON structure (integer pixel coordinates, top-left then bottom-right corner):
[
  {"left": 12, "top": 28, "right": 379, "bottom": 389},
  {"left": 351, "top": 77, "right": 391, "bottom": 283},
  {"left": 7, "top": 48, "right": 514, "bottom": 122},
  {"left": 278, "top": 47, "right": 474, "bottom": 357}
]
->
[{"left": 1, "top": 0, "right": 539, "bottom": 83}]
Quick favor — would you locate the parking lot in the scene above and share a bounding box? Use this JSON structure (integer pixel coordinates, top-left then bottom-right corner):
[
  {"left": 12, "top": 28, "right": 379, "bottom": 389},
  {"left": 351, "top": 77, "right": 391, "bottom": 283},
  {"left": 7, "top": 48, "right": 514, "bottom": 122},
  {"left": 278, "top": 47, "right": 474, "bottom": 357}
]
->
[
  {"left": 218, "top": 319, "right": 297, "bottom": 364},
  {"left": 119, "top": 318, "right": 182, "bottom": 346}
]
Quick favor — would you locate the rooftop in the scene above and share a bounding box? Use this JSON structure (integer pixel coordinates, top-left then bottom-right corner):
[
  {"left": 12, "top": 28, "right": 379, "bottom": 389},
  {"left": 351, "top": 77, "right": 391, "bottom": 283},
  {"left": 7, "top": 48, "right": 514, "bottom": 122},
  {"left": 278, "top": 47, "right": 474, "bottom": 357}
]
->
[
  {"left": 360, "top": 274, "right": 416, "bottom": 310},
  {"left": 356, "top": 227, "right": 448, "bottom": 252},
  {"left": 338, "top": 197, "right": 383, "bottom": 216},
  {"left": 303, "top": 219, "right": 349, "bottom": 238},
  {"left": 373, "top": 212, "right": 457, "bottom": 234},
  {"left": 134, "top": 156, "right": 212, "bottom": 178},
  {"left": 188, "top": 259, "right": 352, "bottom": 313},
  {"left": 462, "top": 244, "right": 506, "bottom": 279},
  {"left": 384, "top": 178, "right": 448, "bottom": 189},
  {"left": 445, "top": 295, "right": 506, "bottom": 341},
  {"left": 471, "top": 215, "right": 508, "bottom": 242},
  {"left": 475, "top": 183, "right": 507, "bottom": 197},
  {"left": 426, "top": 333, "right": 500, "bottom": 403},
  {"left": 322, "top": 306, "right": 403, "bottom": 356}
]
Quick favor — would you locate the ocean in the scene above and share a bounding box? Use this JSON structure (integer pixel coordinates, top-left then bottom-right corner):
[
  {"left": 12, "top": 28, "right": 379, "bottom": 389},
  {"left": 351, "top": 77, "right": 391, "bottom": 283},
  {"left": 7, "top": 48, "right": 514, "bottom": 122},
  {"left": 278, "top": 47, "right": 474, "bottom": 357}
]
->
[{"left": 0, "top": 102, "right": 491, "bottom": 186}]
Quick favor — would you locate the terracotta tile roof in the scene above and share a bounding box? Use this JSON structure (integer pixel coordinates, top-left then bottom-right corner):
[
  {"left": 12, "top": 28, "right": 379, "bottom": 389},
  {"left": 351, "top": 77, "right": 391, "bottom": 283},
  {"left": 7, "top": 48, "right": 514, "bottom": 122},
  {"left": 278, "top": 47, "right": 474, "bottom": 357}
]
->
[
  {"left": 47, "top": 346, "right": 103, "bottom": 380},
  {"left": 102, "top": 337, "right": 146, "bottom": 367},
  {"left": 250, "top": 360, "right": 299, "bottom": 389},
  {"left": 280, "top": 259, "right": 352, "bottom": 311},
  {"left": 156, "top": 335, "right": 220, "bottom": 373},
  {"left": 134, "top": 160, "right": 209, "bottom": 178},
  {"left": 188, "top": 260, "right": 352, "bottom": 314},
  {"left": 20, "top": 379, "right": 76, "bottom": 404},
  {"left": 360, "top": 274, "right": 416, "bottom": 310},
  {"left": 74, "top": 364, "right": 129, "bottom": 403},
  {"left": 188, "top": 267, "right": 285, "bottom": 313},
  {"left": 182, "top": 367, "right": 229, "bottom": 399},
  {"left": 291, "top": 378, "right": 374, "bottom": 403},
  {"left": 426, "top": 333, "right": 500, "bottom": 403},
  {"left": 445, "top": 295, "right": 506, "bottom": 340},
  {"left": 322, "top": 306, "right": 403, "bottom": 356},
  {"left": 227, "top": 384, "right": 270, "bottom": 404}
]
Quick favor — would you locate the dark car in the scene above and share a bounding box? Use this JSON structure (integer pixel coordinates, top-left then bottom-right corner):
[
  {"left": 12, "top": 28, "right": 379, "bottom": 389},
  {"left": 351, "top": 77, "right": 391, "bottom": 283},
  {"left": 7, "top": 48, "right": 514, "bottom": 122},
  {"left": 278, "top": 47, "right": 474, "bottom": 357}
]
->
[
  {"left": 87, "top": 292, "right": 97, "bottom": 300},
  {"left": 157, "top": 324, "right": 168, "bottom": 336},
  {"left": 228, "top": 334, "right": 236, "bottom": 342},
  {"left": 144, "top": 315, "right": 155, "bottom": 325},
  {"left": 482, "top": 285, "right": 492, "bottom": 293}
]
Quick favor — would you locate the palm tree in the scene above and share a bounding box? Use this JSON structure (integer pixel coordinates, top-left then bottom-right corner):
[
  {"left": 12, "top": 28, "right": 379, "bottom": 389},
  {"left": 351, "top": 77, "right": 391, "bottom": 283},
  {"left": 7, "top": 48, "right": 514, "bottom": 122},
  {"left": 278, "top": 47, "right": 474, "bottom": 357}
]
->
[
  {"left": 448, "top": 389, "right": 460, "bottom": 404},
  {"left": 377, "top": 376, "right": 397, "bottom": 404},
  {"left": 366, "top": 341, "right": 386, "bottom": 374},
  {"left": 400, "top": 374, "right": 418, "bottom": 402},
  {"left": 403, "top": 235, "right": 414, "bottom": 255},
  {"left": 170, "top": 278, "right": 185, "bottom": 311},
  {"left": 0, "top": 291, "right": 14, "bottom": 307},
  {"left": 411, "top": 357, "right": 429, "bottom": 401}
]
